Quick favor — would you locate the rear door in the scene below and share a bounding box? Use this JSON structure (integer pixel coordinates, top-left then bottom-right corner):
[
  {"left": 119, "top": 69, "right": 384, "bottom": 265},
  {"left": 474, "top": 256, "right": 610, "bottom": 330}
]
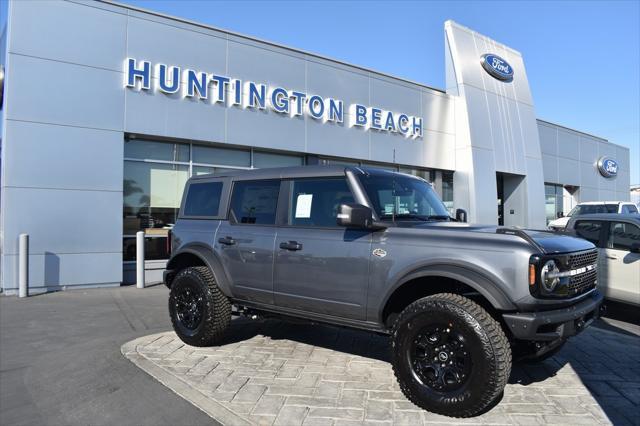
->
[
  {"left": 215, "top": 179, "right": 281, "bottom": 305},
  {"left": 602, "top": 220, "right": 640, "bottom": 305},
  {"left": 273, "top": 177, "right": 372, "bottom": 320}
]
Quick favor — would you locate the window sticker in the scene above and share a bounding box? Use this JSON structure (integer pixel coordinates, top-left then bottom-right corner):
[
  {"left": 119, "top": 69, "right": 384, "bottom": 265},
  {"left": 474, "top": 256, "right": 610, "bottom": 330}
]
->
[{"left": 295, "top": 194, "right": 313, "bottom": 218}]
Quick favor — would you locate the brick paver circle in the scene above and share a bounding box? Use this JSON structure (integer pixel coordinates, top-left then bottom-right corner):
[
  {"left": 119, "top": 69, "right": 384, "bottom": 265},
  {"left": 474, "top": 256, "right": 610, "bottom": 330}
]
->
[{"left": 122, "top": 319, "right": 640, "bottom": 425}]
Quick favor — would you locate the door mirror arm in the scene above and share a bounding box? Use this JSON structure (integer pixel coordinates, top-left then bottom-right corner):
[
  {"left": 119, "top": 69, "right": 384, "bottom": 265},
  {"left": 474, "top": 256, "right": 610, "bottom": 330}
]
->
[{"left": 455, "top": 208, "right": 468, "bottom": 223}]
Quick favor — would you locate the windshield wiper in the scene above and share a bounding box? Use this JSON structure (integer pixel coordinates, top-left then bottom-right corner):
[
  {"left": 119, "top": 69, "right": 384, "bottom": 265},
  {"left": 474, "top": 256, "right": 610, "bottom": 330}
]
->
[
  {"left": 424, "top": 215, "right": 451, "bottom": 221},
  {"left": 380, "top": 213, "right": 429, "bottom": 221}
]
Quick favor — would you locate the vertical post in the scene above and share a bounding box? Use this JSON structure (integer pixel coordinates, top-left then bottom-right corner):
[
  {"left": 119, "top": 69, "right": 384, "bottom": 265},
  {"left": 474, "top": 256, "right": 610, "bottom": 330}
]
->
[
  {"left": 136, "top": 231, "right": 145, "bottom": 289},
  {"left": 18, "top": 234, "right": 29, "bottom": 298}
]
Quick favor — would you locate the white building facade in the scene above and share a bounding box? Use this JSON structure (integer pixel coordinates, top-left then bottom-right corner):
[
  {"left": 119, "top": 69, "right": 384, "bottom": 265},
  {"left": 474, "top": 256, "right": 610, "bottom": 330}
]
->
[{"left": 0, "top": 0, "right": 630, "bottom": 293}]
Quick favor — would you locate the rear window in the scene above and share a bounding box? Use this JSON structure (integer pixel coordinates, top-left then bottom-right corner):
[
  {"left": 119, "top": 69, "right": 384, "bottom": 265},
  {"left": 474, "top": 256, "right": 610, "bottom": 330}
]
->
[
  {"left": 569, "top": 204, "right": 617, "bottom": 216},
  {"left": 183, "top": 182, "right": 223, "bottom": 217},
  {"left": 229, "top": 180, "right": 280, "bottom": 225}
]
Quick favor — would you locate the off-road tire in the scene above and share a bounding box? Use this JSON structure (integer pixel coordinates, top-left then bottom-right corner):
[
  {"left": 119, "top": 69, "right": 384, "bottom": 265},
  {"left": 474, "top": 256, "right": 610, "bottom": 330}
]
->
[
  {"left": 169, "top": 266, "right": 231, "bottom": 347},
  {"left": 391, "top": 293, "right": 511, "bottom": 417}
]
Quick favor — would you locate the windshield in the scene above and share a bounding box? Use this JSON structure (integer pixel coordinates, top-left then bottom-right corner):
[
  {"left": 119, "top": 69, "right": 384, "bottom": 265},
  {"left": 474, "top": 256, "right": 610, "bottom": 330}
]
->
[
  {"left": 568, "top": 204, "right": 618, "bottom": 216},
  {"left": 359, "top": 174, "right": 450, "bottom": 221}
]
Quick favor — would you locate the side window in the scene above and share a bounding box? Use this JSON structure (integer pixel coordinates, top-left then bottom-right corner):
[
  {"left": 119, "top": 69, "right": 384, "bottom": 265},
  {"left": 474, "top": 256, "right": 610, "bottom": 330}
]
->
[
  {"left": 574, "top": 220, "right": 602, "bottom": 246},
  {"left": 229, "top": 180, "right": 280, "bottom": 225},
  {"left": 183, "top": 182, "right": 223, "bottom": 217},
  {"left": 288, "top": 178, "right": 355, "bottom": 227},
  {"left": 608, "top": 222, "right": 640, "bottom": 251},
  {"left": 623, "top": 205, "right": 638, "bottom": 214}
]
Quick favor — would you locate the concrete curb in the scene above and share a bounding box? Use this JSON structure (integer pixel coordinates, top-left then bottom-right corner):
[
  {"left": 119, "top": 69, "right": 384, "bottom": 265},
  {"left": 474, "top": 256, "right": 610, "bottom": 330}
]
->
[{"left": 121, "top": 334, "right": 252, "bottom": 426}]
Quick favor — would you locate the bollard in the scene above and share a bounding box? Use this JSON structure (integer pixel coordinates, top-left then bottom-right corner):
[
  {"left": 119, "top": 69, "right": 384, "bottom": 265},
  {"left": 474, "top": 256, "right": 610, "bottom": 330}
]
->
[
  {"left": 136, "top": 231, "right": 145, "bottom": 289},
  {"left": 18, "top": 234, "right": 29, "bottom": 298}
]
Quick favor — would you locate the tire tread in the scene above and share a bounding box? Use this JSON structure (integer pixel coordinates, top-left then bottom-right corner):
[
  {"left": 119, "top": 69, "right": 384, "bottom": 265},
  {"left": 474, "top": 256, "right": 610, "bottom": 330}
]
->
[
  {"left": 391, "top": 293, "right": 511, "bottom": 417},
  {"left": 169, "top": 266, "right": 232, "bottom": 347}
]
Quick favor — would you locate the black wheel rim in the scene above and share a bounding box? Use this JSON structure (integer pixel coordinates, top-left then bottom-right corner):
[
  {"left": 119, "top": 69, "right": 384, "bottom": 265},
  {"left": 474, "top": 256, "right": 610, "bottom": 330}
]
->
[
  {"left": 174, "top": 284, "right": 204, "bottom": 331},
  {"left": 409, "top": 323, "right": 472, "bottom": 392}
]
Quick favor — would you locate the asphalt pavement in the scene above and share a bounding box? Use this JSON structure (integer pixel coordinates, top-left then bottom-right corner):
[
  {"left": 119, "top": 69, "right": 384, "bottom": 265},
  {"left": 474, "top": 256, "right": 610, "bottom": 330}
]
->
[{"left": 0, "top": 284, "right": 217, "bottom": 426}]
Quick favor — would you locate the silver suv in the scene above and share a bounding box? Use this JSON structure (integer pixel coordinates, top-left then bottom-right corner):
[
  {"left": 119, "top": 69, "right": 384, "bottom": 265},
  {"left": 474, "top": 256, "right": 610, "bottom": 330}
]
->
[{"left": 164, "top": 166, "right": 603, "bottom": 417}]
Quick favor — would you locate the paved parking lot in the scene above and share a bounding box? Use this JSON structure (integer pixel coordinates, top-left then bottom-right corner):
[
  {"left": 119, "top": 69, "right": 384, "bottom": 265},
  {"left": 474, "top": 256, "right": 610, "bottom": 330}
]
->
[{"left": 124, "top": 316, "right": 640, "bottom": 426}]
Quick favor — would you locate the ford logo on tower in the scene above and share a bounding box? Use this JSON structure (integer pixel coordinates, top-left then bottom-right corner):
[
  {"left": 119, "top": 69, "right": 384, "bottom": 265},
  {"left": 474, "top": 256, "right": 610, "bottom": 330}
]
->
[
  {"left": 597, "top": 157, "right": 619, "bottom": 178},
  {"left": 480, "top": 54, "right": 514, "bottom": 82}
]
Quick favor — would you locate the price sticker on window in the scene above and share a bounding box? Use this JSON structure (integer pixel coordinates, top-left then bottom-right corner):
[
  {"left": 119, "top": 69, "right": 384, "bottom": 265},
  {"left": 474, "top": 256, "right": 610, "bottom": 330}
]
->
[{"left": 295, "top": 194, "right": 313, "bottom": 218}]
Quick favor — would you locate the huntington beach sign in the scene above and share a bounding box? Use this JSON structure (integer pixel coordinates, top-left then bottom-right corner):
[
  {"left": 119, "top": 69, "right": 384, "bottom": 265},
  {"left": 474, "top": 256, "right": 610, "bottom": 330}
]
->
[{"left": 124, "top": 59, "right": 424, "bottom": 139}]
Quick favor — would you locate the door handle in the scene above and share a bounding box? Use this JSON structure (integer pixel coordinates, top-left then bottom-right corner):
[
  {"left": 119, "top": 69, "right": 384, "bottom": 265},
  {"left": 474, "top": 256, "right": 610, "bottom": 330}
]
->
[
  {"left": 606, "top": 255, "right": 618, "bottom": 260},
  {"left": 279, "top": 241, "right": 303, "bottom": 251},
  {"left": 218, "top": 236, "right": 236, "bottom": 246}
]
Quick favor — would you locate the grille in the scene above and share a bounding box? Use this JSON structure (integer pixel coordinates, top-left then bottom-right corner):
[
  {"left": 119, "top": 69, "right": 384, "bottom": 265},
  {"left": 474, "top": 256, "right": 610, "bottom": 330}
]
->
[
  {"left": 569, "top": 249, "right": 598, "bottom": 269},
  {"left": 568, "top": 268, "right": 597, "bottom": 296}
]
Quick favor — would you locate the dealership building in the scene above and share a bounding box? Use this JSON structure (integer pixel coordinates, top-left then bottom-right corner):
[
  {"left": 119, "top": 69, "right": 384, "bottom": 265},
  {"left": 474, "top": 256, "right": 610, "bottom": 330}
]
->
[{"left": 0, "top": 0, "right": 631, "bottom": 293}]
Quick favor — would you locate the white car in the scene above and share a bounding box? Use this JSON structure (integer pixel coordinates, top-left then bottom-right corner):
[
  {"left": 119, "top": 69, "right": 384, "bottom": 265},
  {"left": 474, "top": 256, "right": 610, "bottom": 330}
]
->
[
  {"left": 566, "top": 214, "right": 640, "bottom": 307},
  {"left": 548, "top": 201, "right": 639, "bottom": 231}
]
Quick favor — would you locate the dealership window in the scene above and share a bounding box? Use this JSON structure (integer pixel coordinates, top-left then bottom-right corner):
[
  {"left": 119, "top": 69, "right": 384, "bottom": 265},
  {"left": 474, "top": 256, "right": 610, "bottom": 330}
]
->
[
  {"left": 544, "top": 184, "right": 564, "bottom": 225},
  {"left": 123, "top": 139, "right": 303, "bottom": 261}
]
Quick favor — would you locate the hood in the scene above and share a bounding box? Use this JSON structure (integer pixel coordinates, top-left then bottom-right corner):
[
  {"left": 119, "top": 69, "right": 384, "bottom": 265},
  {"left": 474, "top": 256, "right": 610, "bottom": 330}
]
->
[
  {"left": 412, "top": 221, "right": 594, "bottom": 254},
  {"left": 548, "top": 216, "right": 570, "bottom": 227}
]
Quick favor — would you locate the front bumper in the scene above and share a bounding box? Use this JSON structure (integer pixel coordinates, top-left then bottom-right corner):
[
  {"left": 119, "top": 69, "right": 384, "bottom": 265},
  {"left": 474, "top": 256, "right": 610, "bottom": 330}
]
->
[{"left": 503, "top": 291, "right": 603, "bottom": 341}]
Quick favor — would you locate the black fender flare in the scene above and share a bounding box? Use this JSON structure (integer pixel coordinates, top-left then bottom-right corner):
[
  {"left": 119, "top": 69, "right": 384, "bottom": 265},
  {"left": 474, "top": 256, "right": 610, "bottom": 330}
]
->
[
  {"left": 166, "top": 244, "right": 232, "bottom": 297},
  {"left": 378, "top": 262, "right": 517, "bottom": 324}
]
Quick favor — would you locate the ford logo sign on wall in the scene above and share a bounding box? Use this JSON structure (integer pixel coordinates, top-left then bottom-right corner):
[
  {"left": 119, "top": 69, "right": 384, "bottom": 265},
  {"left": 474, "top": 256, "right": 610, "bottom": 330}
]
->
[
  {"left": 481, "top": 54, "right": 514, "bottom": 82},
  {"left": 597, "top": 157, "right": 619, "bottom": 178}
]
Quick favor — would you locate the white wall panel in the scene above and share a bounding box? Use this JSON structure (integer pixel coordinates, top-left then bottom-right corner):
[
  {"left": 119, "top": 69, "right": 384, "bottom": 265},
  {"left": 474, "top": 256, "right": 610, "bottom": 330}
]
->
[
  {"left": 557, "top": 129, "right": 580, "bottom": 159},
  {"left": 2, "top": 187, "right": 122, "bottom": 255},
  {"left": 3, "top": 121, "right": 123, "bottom": 191},
  {"left": 9, "top": 0, "right": 126, "bottom": 70},
  {"left": 7, "top": 54, "right": 124, "bottom": 130}
]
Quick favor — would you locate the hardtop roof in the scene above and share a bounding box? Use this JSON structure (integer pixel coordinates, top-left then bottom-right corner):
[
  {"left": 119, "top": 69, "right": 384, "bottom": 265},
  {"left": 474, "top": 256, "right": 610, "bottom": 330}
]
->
[{"left": 188, "top": 165, "right": 421, "bottom": 181}]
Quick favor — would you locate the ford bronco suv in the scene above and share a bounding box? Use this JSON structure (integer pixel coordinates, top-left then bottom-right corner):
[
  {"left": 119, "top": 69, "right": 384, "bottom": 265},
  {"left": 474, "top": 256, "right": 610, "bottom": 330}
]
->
[{"left": 164, "top": 166, "right": 602, "bottom": 417}]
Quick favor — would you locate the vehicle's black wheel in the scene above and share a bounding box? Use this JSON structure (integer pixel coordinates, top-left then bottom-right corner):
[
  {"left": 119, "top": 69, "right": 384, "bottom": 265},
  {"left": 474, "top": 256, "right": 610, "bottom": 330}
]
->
[
  {"left": 391, "top": 293, "right": 511, "bottom": 418},
  {"left": 169, "top": 266, "right": 231, "bottom": 347},
  {"left": 512, "top": 340, "right": 565, "bottom": 364}
]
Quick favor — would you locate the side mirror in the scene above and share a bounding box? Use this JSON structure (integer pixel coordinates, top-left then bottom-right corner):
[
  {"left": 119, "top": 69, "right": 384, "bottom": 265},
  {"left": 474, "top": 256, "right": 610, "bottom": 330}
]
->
[
  {"left": 557, "top": 212, "right": 564, "bottom": 218},
  {"left": 337, "top": 203, "right": 377, "bottom": 229},
  {"left": 631, "top": 243, "right": 640, "bottom": 254},
  {"left": 455, "top": 208, "right": 468, "bottom": 223}
]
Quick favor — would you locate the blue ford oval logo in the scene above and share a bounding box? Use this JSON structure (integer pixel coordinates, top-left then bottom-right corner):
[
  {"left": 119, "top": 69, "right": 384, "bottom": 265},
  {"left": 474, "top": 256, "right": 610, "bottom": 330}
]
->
[
  {"left": 481, "top": 54, "right": 514, "bottom": 82},
  {"left": 597, "top": 157, "right": 618, "bottom": 178}
]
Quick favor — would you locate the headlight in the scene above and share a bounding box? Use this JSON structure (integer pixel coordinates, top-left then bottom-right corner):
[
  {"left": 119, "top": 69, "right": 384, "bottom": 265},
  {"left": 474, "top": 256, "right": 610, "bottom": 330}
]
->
[{"left": 540, "top": 260, "right": 560, "bottom": 291}]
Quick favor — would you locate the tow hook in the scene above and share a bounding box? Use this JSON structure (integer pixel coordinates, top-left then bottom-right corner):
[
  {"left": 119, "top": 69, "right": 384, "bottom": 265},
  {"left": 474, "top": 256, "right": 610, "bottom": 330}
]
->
[{"left": 599, "top": 304, "right": 607, "bottom": 317}]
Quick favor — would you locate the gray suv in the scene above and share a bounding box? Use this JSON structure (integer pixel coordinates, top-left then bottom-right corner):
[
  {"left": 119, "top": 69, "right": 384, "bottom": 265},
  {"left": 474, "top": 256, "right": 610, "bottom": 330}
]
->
[{"left": 164, "top": 166, "right": 602, "bottom": 417}]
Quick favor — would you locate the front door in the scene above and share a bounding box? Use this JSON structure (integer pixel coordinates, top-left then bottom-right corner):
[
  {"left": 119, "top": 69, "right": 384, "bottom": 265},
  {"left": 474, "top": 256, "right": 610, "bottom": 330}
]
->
[
  {"left": 273, "top": 177, "right": 372, "bottom": 320},
  {"left": 216, "top": 179, "right": 281, "bottom": 305},
  {"left": 602, "top": 221, "right": 640, "bottom": 305}
]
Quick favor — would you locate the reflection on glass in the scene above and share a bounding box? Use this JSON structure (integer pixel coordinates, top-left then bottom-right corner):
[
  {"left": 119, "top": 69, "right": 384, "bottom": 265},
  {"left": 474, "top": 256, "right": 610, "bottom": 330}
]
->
[
  {"left": 253, "top": 151, "right": 303, "bottom": 168},
  {"left": 124, "top": 139, "right": 189, "bottom": 162},
  {"left": 123, "top": 161, "right": 188, "bottom": 235},
  {"left": 192, "top": 145, "right": 250, "bottom": 167}
]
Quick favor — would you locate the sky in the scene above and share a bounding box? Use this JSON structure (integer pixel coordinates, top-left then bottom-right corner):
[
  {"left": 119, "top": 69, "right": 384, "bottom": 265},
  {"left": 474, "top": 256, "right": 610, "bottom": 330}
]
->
[{"left": 121, "top": 0, "right": 640, "bottom": 185}]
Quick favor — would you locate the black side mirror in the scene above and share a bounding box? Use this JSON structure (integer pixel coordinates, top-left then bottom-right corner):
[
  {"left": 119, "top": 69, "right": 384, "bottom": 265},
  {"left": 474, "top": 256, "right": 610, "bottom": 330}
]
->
[
  {"left": 557, "top": 212, "right": 564, "bottom": 218},
  {"left": 455, "top": 208, "right": 468, "bottom": 223},
  {"left": 631, "top": 243, "right": 640, "bottom": 254},
  {"left": 337, "top": 203, "right": 377, "bottom": 229}
]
